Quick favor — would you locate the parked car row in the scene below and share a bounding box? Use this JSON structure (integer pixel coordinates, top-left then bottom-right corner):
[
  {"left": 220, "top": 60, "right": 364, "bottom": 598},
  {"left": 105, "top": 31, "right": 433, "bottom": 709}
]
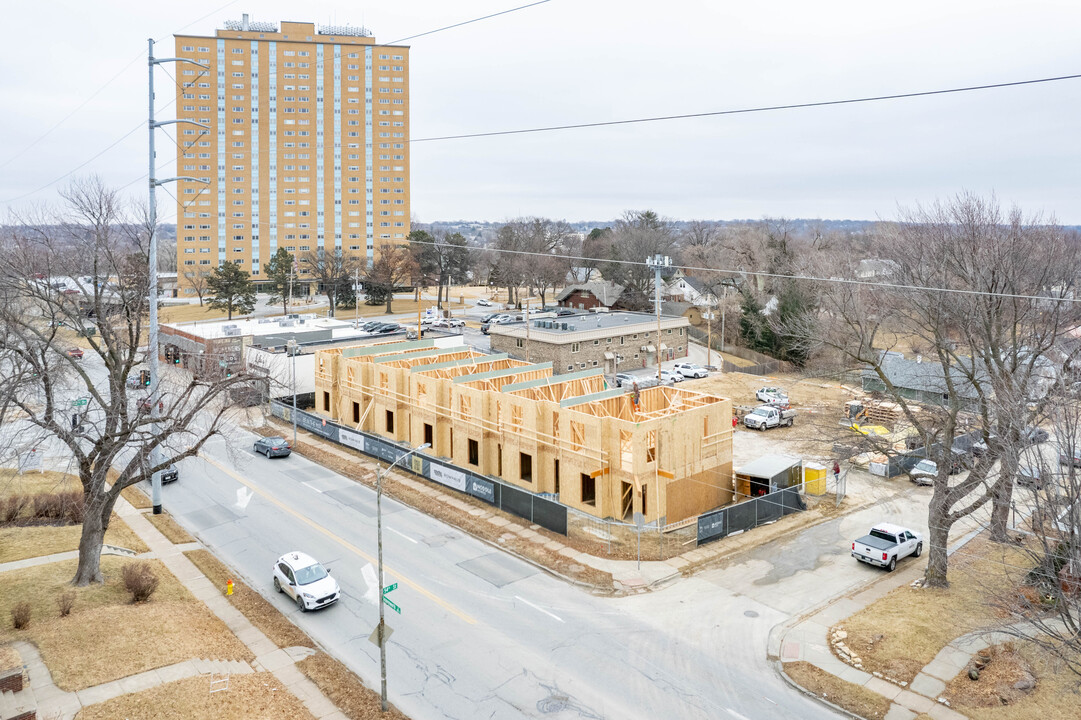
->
[{"left": 353, "top": 320, "right": 404, "bottom": 336}]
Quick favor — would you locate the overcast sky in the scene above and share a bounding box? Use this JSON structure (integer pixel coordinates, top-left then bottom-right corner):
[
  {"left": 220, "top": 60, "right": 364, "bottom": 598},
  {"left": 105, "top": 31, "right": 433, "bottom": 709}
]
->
[{"left": 2, "top": 1, "right": 1079, "bottom": 224}]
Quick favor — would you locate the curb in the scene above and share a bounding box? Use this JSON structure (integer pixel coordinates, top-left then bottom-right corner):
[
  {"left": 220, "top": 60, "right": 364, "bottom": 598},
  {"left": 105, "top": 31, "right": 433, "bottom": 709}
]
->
[{"left": 773, "top": 655, "right": 866, "bottom": 720}]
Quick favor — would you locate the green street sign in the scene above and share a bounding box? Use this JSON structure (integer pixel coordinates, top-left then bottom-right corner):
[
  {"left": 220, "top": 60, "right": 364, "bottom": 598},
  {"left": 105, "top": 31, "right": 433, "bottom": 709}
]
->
[
  {"left": 383, "top": 583, "right": 398, "bottom": 595},
  {"left": 71, "top": 398, "right": 89, "bottom": 407},
  {"left": 383, "top": 596, "right": 401, "bottom": 614}
]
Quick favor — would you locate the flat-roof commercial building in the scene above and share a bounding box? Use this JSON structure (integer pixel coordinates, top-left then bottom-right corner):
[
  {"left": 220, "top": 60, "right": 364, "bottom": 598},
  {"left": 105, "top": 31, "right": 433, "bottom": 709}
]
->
[
  {"left": 173, "top": 16, "right": 409, "bottom": 291},
  {"left": 314, "top": 339, "right": 733, "bottom": 525},
  {"left": 488, "top": 312, "right": 691, "bottom": 375}
]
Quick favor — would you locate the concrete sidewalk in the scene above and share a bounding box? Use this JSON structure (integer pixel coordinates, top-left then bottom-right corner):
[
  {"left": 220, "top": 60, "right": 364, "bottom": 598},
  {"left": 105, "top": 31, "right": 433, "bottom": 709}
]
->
[{"left": 8, "top": 497, "right": 349, "bottom": 720}]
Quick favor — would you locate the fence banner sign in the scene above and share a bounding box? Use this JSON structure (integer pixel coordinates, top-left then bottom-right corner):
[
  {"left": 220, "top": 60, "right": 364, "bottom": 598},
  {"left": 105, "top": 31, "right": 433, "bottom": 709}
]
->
[
  {"left": 430, "top": 463, "right": 468, "bottom": 493},
  {"left": 339, "top": 428, "right": 366, "bottom": 453}
]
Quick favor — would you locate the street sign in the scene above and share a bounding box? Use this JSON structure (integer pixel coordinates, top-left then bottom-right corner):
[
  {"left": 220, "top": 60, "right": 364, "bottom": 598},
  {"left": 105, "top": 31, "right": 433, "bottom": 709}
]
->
[
  {"left": 383, "top": 596, "right": 401, "bottom": 614},
  {"left": 71, "top": 398, "right": 89, "bottom": 407},
  {"left": 383, "top": 583, "right": 398, "bottom": 595},
  {"left": 367, "top": 624, "right": 394, "bottom": 647}
]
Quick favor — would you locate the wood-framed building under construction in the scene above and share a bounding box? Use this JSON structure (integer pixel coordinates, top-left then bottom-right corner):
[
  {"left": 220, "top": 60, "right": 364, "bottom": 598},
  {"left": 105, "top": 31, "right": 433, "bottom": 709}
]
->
[{"left": 314, "top": 339, "right": 734, "bottom": 525}]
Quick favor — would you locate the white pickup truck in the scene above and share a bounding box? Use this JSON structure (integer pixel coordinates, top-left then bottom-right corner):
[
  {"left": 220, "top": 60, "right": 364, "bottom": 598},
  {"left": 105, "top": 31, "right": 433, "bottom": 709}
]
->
[
  {"left": 851, "top": 523, "right": 923, "bottom": 572},
  {"left": 743, "top": 404, "right": 796, "bottom": 430}
]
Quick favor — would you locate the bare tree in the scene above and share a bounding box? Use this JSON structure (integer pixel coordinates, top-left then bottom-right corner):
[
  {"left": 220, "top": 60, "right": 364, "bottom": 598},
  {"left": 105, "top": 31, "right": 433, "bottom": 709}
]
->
[
  {"left": 0, "top": 178, "right": 257, "bottom": 586},
  {"left": 182, "top": 269, "right": 210, "bottom": 306},
  {"left": 789, "top": 194, "right": 1080, "bottom": 587},
  {"left": 300, "top": 248, "right": 360, "bottom": 318},
  {"left": 980, "top": 387, "right": 1081, "bottom": 677},
  {"left": 363, "top": 242, "right": 417, "bottom": 314}
]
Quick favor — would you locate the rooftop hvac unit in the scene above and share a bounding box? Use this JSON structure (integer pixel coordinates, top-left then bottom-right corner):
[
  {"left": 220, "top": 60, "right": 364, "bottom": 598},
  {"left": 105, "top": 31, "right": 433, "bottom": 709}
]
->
[
  {"left": 278, "top": 320, "right": 294, "bottom": 327},
  {"left": 560, "top": 322, "right": 568, "bottom": 330},
  {"left": 223, "top": 328, "right": 241, "bottom": 336}
]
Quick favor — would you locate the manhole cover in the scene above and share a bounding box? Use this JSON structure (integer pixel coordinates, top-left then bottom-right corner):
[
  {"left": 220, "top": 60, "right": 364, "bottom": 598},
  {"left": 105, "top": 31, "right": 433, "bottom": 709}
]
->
[{"left": 744, "top": 610, "right": 759, "bottom": 618}]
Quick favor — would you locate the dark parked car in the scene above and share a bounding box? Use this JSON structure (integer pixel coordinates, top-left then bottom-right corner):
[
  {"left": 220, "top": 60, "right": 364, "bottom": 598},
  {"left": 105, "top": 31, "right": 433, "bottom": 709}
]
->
[
  {"left": 481, "top": 313, "right": 499, "bottom": 323},
  {"left": 1059, "top": 450, "right": 1081, "bottom": 467},
  {"left": 160, "top": 464, "right": 179, "bottom": 484},
  {"left": 1017, "top": 465, "right": 1044, "bottom": 489},
  {"left": 556, "top": 309, "right": 576, "bottom": 316},
  {"left": 254, "top": 436, "right": 292, "bottom": 458},
  {"left": 1024, "top": 427, "right": 1050, "bottom": 445}
]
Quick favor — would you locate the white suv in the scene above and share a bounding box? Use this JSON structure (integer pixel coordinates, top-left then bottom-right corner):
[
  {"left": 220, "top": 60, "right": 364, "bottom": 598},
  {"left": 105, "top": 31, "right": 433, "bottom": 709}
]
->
[
  {"left": 273, "top": 551, "right": 340, "bottom": 612},
  {"left": 672, "top": 362, "right": 708, "bottom": 379}
]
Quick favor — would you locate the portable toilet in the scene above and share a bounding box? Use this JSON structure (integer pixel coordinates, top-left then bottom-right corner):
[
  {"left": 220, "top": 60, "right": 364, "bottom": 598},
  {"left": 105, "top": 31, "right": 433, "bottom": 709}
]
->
[{"left": 803, "top": 462, "right": 827, "bottom": 495}]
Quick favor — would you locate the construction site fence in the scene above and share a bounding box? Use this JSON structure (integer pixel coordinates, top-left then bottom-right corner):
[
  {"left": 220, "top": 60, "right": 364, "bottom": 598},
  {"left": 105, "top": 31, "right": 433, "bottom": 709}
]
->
[
  {"left": 696, "top": 486, "right": 807, "bottom": 545},
  {"left": 268, "top": 400, "right": 568, "bottom": 535},
  {"left": 686, "top": 327, "right": 794, "bottom": 376}
]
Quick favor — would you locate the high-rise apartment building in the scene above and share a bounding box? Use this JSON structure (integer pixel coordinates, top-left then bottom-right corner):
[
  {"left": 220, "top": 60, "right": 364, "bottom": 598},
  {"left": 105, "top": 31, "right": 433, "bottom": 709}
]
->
[{"left": 173, "top": 16, "right": 409, "bottom": 292}]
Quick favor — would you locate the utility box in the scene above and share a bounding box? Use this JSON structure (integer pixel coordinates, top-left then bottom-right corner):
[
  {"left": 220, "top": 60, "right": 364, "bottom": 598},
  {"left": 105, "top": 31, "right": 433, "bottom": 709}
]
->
[{"left": 735, "top": 454, "right": 802, "bottom": 498}]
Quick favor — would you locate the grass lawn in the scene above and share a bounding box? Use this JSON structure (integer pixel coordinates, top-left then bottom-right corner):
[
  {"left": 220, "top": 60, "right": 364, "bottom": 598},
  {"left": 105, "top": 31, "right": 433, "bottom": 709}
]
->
[
  {"left": 0, "top": 513, "right": 149, "bottom": 563},
  {"left": 146, "top": 512, "right": 196, "bottom": 544},
  {"left": 349, "top": 296, "right": 467, "bottom": 318},
  {"left": 0, "top": 557, "right": 251, "bottom": 691},
  {"left": 185, "top": 549, "right": 312, "bottom": 650},
  {"left": 121, "top": 483, "right": 153, "bottom": 509},
  {"left": 784, "top": 661, "right": 892, "bottom": 719},
  {"left": 158, "top": 303, "right": 233, "bottom": 324},
  {"left": 836, "top": 535, "right": 1032, "bottom": 683},
  {"left": 0, "top": 468, "right": 81, "bottom": 497},
  {"left": 75, "top": 671, "right": 315, "bottom": 720},
  {"left": 298, "top": 652, "right": 409, "bottom": 720}
]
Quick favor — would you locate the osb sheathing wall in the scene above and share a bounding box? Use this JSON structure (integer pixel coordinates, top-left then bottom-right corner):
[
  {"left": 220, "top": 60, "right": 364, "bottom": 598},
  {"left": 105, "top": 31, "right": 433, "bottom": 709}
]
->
[{"left": 320, "top": 340, "right": 733, "bottom": 523}]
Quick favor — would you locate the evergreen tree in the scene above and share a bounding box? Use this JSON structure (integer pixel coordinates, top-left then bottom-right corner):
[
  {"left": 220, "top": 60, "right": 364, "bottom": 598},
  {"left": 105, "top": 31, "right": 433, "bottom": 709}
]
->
[
  {"left": 263, "top": 247, "right": 294, "bottom": 316},
  {"left": 206, "top": 262, "right": 256, "bottom": 320}
]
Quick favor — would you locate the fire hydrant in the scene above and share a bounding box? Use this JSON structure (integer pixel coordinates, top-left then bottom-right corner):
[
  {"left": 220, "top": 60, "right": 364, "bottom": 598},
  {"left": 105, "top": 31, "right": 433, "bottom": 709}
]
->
[{"left": 226, "top": 579, "right": 234, "bottom": 596}]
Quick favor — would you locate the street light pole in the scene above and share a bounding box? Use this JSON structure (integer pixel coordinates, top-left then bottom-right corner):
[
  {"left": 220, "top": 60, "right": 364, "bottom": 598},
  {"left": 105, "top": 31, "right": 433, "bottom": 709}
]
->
[
  {"left": 147, "top": 38, "right": 208, "bottom": 514},
  {"left": 287, "top": 339, "right": 298, "bottom": 448},
  {"left": 377, "top": 441, "right": 430, "bottom": 712}
]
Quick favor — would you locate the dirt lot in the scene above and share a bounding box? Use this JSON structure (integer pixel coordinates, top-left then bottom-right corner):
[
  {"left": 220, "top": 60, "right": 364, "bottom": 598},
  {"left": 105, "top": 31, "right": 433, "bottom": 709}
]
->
[{"left": 682, "top": 370, "right": 860, "bottom": 459}]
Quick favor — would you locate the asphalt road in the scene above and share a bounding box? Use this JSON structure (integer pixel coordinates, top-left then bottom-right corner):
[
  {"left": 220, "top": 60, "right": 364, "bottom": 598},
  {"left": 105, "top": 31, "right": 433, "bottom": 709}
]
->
[{"left": 157, "top": 430, "right": 849, "bottom": 720}]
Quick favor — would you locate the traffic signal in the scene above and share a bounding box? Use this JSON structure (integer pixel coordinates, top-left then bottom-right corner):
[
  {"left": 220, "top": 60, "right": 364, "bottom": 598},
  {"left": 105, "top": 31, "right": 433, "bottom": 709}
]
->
[{"left": 140, "top": 370, "right": 150, "bottom": 386}]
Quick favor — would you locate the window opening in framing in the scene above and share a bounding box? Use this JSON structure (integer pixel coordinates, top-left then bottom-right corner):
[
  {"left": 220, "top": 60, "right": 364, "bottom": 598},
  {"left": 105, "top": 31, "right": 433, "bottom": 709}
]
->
[{"left": 581, "top": 473, "right": 596, "bottom": 506}]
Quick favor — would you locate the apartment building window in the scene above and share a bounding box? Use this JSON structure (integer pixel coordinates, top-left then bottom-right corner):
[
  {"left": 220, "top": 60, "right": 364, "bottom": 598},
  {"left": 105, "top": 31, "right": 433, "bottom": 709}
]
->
[
  {"left": 571, "top": 343, "right": 580, "bottom": 353},
  {"left": 516, "top": 338, "right": 524, "bottom": 349}
]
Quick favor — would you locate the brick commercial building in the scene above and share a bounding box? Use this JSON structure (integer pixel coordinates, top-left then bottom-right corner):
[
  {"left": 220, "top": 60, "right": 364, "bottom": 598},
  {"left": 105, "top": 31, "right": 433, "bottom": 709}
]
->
[{"left": 488, "top": 312, "right": 691, "bottom": 376}]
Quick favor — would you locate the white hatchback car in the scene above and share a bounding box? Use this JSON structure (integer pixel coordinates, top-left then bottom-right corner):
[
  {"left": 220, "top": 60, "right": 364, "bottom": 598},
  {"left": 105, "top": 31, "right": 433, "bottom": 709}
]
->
[{"left": 273, "top": 551, "right": 340, "bottom": 612}]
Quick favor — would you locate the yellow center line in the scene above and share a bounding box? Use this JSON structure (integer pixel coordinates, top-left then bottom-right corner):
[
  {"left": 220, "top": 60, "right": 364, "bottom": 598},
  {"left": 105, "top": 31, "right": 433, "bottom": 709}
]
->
[{"left": 201, "top": 453, "right": 477, "bottom": 625}]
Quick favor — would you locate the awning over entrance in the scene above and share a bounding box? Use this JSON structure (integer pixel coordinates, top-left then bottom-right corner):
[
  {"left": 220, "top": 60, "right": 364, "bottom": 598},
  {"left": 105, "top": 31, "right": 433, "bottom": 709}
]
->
[{"left": 603, "top": 352, "right": 615, "bottom": 360}]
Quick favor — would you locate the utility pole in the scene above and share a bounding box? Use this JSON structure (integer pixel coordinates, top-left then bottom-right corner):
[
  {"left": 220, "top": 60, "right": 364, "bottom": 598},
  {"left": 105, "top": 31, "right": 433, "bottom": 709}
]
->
[
  {"left": 354, "top": 266, "right": 360, "bottom": 327},
  {"left": 287, "top": 339, "right": 298, "bottom": 448},
  {"left": 147, "top": 38, "right": 208, "bottom": 514},
  {"left": 377, "top": 442, "right": 430, "bottom": 712},
  {"left": 524, "top": 297, "right": 531, "bottom": 362},
  {"left": 646, "top": 255, "right": 671, "bottom": 382}
]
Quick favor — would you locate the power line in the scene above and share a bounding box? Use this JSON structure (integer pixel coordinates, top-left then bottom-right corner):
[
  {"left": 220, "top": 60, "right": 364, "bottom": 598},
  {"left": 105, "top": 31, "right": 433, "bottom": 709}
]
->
[
  {"left": 0, "top": 0, "right": 242, "bottom": 175},
  {"left": 400, "top": 234, "right": 1081, "bottom": 304},
  {"left": 0, "top": 122, "right": 145, "bottom": 205},
  {"left": 387, "top": 0, "right": 552, "bottom": 44},
  {"left": 411, "top": 72, "right": 1081, "bottom": 143}
]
